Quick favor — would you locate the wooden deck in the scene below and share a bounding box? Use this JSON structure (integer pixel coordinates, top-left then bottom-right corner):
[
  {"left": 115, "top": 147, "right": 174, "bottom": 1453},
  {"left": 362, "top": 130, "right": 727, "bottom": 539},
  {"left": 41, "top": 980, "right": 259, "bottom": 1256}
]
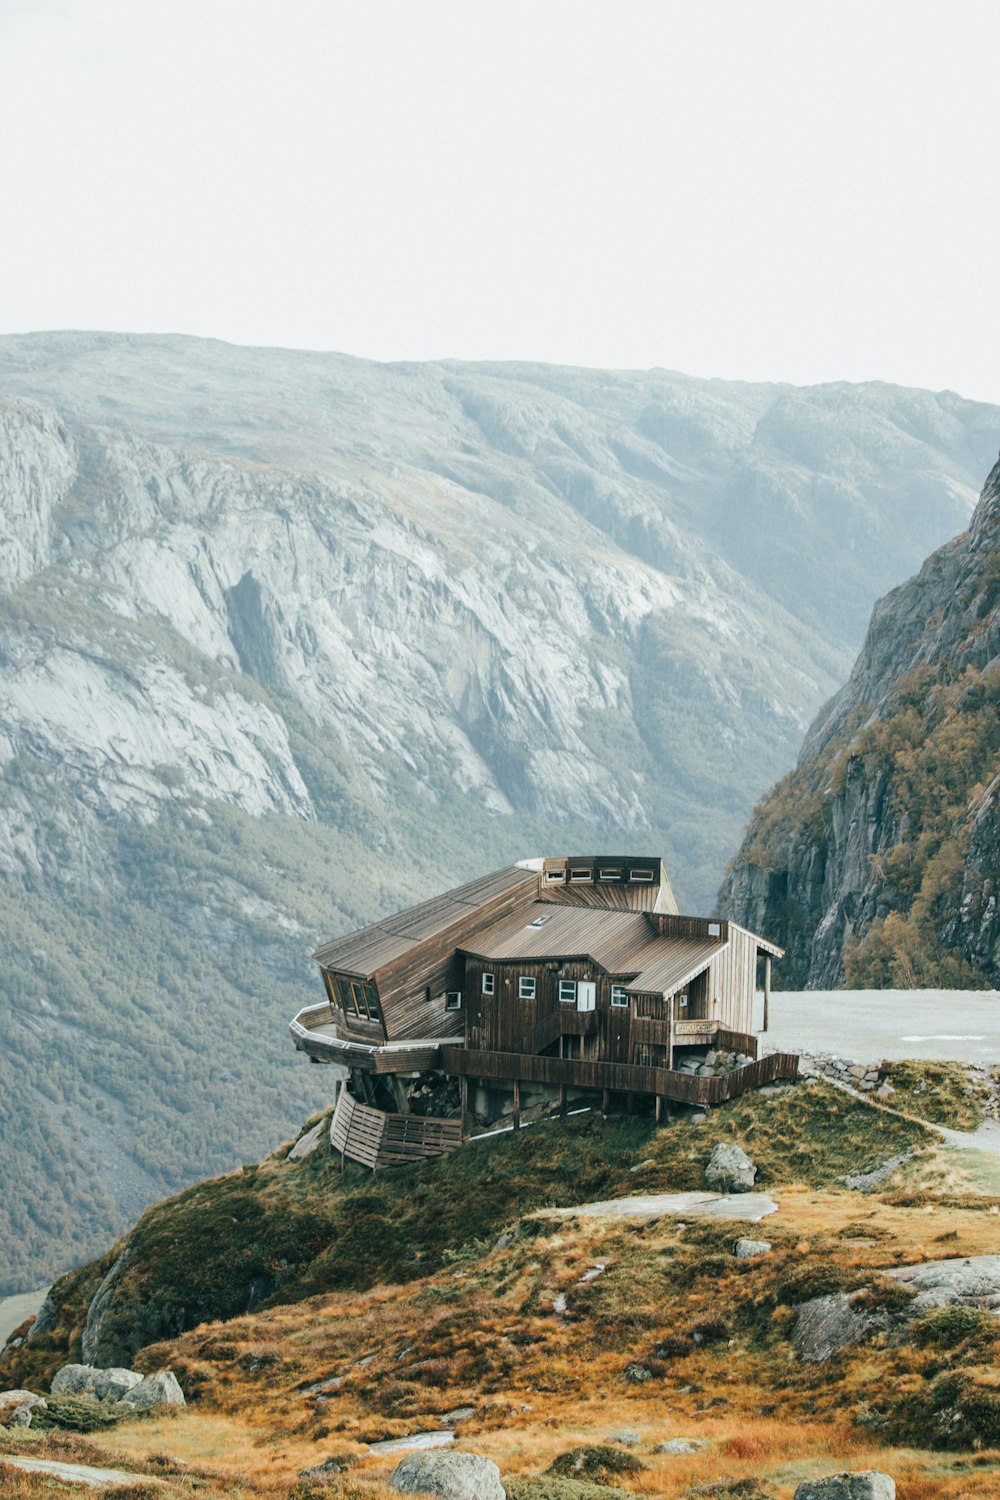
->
[
  {"left": 329, "top": 1091, "right": 462, "bottom": 1169},
  {"left": 440, "top": 1045, "right": 798, "bottom": 1107}
]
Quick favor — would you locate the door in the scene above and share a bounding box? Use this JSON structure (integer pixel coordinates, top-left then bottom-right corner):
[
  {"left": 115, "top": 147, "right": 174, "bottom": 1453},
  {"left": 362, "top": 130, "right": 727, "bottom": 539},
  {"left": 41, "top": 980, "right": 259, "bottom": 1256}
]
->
[{"left": 576, "top": 981, "right": 596, "bottom": 1012}]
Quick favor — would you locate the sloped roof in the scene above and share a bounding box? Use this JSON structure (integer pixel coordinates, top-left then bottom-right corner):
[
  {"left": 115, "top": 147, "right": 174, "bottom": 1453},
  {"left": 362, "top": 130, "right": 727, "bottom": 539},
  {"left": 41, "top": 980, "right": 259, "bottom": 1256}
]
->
[
  {"left": 312, "top": 865, "right": 537, "bottom": 976},
  {"left": 461, "top": 902, "right": 727, "bottom": 994}
]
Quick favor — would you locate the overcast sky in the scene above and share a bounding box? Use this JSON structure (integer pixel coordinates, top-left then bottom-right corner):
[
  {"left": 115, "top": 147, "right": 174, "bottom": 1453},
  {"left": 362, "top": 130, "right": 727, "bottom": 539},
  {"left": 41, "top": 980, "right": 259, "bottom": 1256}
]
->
[{"left": 1, "top": 0, "right": 998, "bottom": 401}]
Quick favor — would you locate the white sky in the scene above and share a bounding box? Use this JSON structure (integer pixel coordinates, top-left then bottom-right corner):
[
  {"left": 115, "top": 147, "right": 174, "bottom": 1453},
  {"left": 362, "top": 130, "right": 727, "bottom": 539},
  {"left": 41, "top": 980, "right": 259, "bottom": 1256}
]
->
[{"left": 1, "top": 0, "right": 998, "bottom": 401}]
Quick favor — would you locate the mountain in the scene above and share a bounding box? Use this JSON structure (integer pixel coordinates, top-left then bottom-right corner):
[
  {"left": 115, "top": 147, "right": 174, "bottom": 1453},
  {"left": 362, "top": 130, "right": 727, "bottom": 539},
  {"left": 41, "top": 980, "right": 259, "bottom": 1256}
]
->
[
  {"left": 720, "top": 459, "right": 1000, "bottom": 989},
  {"left": 0, "top": 329, "right": 997, "bottom": 1293}
]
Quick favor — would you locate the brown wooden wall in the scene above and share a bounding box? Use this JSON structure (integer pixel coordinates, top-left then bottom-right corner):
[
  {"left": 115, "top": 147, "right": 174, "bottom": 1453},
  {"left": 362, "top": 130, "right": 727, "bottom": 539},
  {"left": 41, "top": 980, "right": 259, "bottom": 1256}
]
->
[{"left": 704, "top": 923, "right": 758, "bottom": 1035}]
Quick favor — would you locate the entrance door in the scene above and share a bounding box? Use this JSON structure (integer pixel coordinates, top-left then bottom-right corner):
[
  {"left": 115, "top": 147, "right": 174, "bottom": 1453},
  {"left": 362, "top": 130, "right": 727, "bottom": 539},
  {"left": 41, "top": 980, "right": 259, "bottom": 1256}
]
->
[{"left": 577, "top": 981, "right": 596, "bottom": 1012}]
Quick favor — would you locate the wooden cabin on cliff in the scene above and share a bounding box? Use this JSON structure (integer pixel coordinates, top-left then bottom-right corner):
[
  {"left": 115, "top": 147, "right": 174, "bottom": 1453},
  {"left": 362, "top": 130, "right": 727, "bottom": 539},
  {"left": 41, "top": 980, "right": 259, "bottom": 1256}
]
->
[{"left": 290, "top": 856, "right": 796, "bottom": 1168}]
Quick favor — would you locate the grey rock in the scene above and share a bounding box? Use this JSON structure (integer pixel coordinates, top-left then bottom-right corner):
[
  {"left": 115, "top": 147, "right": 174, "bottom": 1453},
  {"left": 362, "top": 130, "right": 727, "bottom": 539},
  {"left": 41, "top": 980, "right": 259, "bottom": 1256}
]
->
[
  {"left": 10, "top": 1404, "right": 35, "bottom": 1427},
  {"left": 842, "top": 1151, "right": 913, "bottom": 1191},
  {"left": 623, "top": 1362, "right": 653, "bottom": 1383},
  {"left": 735, "top": 1238, "right": 772, "bottom": 1258},
  {"left": 606, "top": 1429, "right": 641, "bottom": 1445},
  {"left": 890, "top": 1252, "right": 1000, "bottom": 1312},
  {"left": 794, "top": 1472, "right": 895, "bottom": 1500},
  {"left": 0, "top": 1389, "right": 46, "bottom": 1408},
  {"left": 705, "top": 1142, "right": 756, "bottom": 1193},
  {"left": 792, "top": 1293, "right": 878, "bottom": 1363},
  {"left": 656, "top": 1437, "right": 708, "bottom": 1454},
  {"left": 94, "top": 1368, "right": 143, "bottom": 1403},
  {"left": 440, "top": 1406, "right": 475, "bottom": 1427},
  {"left": 51, "top": 1363, "right": 101, "bottom": 1396},
  {"left": 390, "top": 1450, "right": 505, "bottom": 1499},
  {"left": 124, "top": 1370, "right": 186, "bottom": 1408},
  {"left": 288, "top": 1120, "right": 325, "bottom": 1161},
  {"left": 82, "top": 1246, "right": 133, "bottom": 1367}
]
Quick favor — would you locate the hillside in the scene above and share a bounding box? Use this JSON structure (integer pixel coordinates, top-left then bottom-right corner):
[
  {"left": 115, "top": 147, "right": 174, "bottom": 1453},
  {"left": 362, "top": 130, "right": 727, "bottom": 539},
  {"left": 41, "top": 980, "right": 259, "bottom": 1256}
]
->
[
  {"left": 720, "top": 458, "right": 1000, "bottom": 989},
  {"left": 7, "top": 1077, "right": 1000, "bottom": 1498},
  {"left": 1, "top": 331, "right": 998, "bottom": 1293}
]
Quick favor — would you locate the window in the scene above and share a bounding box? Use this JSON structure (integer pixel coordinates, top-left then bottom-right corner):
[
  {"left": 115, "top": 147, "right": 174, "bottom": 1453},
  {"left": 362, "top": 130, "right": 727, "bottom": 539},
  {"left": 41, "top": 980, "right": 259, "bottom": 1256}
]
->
[
  {"left": 630, "top": 867, "right": 654, "bottom": 882},
  {"left": 569, "top": 867, "right": 593, "bottom": 882},
  {"left": 344, "top": 979, "right": 380, "bottom": 1021},
  {"left": 677, "top": 993, "right": 689, "bottom": 1008},
  {"left": 610, "top": 985, "right": 629, "bottom": 1007},
  {"left": 707, "top": 921, "right": 721, "bottom": 937},
  {"left": 518, "top": 977, "right": 536, "bottom": 999},
  {"left": 558, "top": 979, "right": 577, "bottom": 1003},
  {"left": 545, "top": 868, "right": 566, "bottom": 883},
  {"left": 528, "top": 913, "right": 551, "bottom": 927},
  {"left": 481, "top": 972, "right": 495, "bottom": 995},
  {"left": 599, "top": 868, "right": 622, "bottom": 881},
  {"left": 445, "top": 991, "right": 463, "bottom": 1011}
]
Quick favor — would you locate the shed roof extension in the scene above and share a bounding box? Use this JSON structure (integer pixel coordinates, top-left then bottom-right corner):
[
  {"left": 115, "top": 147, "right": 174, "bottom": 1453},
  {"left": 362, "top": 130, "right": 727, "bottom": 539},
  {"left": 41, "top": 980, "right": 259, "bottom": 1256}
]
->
[{"left": 312, "top": 864, "right": 537, "bottom": 977}]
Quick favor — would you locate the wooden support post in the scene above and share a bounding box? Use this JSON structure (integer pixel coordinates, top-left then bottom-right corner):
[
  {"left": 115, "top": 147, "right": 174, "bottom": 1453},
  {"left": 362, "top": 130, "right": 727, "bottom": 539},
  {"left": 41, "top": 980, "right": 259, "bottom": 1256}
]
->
[
  {"left": 655, "top": 1095, "right": 663, "bottom": 1124},
  {"left": 602, "top": 1088, "right": 610, "bottom": 1116},
  {"left": 512, "top": 1080, "right": 521, "bottom": 1131},
  {"left": 460, "top": 1076, "right": 469, "bottom": 1137},
  {"left": 763, "top": 956, "right": 771, "bottom": 1034},
  {"left": 559, "top": 1084, "right": 567, "bottom": 1117}
]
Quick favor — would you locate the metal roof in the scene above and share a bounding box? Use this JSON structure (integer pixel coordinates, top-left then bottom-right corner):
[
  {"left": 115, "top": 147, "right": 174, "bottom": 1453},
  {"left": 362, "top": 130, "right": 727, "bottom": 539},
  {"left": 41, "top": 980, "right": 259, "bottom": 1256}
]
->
[{"left": 311, "top": 865, "right": 537, "bottom": 975}]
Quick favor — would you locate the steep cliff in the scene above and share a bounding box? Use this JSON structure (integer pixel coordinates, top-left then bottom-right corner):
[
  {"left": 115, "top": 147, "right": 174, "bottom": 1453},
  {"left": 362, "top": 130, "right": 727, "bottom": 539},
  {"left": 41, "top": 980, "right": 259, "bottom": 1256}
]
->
[
  {"left": 1, "top": 331, "right": 998, "bottom": 1292},
  {"left": 721, "top": 460, "right": 1000, "bottom": 988}
]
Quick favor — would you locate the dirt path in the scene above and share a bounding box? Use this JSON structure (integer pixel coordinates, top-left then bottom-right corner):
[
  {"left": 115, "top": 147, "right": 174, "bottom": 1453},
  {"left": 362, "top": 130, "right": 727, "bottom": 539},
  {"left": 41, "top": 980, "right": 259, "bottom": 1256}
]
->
[{"left": 0, "top": 1452, "right": 161, "bottom": 1488}]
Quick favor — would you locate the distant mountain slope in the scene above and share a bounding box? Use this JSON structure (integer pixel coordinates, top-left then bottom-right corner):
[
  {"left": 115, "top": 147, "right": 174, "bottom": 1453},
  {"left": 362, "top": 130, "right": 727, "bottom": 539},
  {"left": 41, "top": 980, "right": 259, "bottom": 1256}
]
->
[
  {"left": 721, "top": 459, "right": 1000, "bottom": 989},
  {"left": 0, "top": 330, "right": 997, "bottom": 1292}
]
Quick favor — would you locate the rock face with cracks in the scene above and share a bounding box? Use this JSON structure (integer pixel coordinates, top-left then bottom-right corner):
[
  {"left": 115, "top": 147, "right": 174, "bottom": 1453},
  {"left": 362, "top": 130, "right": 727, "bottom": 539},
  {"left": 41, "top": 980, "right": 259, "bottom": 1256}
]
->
[{"left": 704, "top": 1142, "right": 756, "bottom": 1193}]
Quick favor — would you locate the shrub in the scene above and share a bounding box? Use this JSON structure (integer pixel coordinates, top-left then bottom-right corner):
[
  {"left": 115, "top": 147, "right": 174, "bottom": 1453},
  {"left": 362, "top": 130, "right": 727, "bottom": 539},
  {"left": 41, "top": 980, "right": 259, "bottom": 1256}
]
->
[{"left": 548, "top": 1445, "right": 646, "bottom": 1483}]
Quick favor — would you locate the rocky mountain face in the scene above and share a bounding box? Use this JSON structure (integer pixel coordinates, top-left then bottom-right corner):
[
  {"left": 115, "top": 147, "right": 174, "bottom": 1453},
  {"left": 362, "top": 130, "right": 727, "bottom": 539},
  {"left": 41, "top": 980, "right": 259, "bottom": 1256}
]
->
[
  {"left": 721, "top": 459, "right": 1000, "bottom": 989},
  {"left": 0, "top": 329, "right": 997, "bottom": 1292}
]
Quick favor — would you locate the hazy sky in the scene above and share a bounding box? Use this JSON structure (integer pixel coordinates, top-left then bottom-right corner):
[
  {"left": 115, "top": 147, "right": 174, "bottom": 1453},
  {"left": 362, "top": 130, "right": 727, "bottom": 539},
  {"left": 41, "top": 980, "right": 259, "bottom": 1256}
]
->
[{"left": 2, "top": 0, "right": 998, "bottom": 400}]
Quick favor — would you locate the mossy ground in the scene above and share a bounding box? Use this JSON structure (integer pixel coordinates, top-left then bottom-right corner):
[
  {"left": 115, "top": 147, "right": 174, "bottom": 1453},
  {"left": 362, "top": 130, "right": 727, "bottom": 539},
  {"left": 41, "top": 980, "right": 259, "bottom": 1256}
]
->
[{"left": 7, "top": 1079, "right": 1000, "bottom": 1497}]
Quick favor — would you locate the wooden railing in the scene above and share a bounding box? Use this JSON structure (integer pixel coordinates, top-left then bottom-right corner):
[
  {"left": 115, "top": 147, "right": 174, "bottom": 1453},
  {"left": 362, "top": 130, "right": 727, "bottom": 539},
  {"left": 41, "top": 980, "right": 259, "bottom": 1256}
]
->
[
  {"left": 330, "top": 1091, "right": 461, "bottom": 1169},
  {"left": 631, "top": 1015, "right": 671, "bottom": 1046},
  {"left": 560, "top": 1010, "right": 598, "bottom": 1036},
  {"left": 439, "top": 1046, "right": 798, "bottom": 1107}
]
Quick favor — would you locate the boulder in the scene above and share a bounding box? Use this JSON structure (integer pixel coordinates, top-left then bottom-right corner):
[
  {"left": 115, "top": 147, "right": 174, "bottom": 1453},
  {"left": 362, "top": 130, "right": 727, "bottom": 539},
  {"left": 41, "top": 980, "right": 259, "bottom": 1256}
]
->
[
  {"left": 794, "top": 1472, "right": 895, "bottom": 1500},
  {"left": 606, "top": 1429, "right": 640, "bottom": 1445},
  {"left": 123, "top": 1370, "right": 186, "bottom": 1408},
  {"left": 656, "top": 1437, "right": 708, "bottom": 1454},
  {"left": 735, "top": 1238, "right": 772, "bottom": 1258},
  {"left": 51, "top": 1363, "right": 100, "bottom": 1397},
  {"left": 390, "top": 1450, "right": 505, "bottom": 1499},
  {"left": 0, "top": 1389, "right": 46, "bottom": 1409},
  {"left": 705, "top": 1142, "right": 756, "bottom": 1193},
  {"left": 94, "top": 1368, "right": 143, "bottom": 1403}
]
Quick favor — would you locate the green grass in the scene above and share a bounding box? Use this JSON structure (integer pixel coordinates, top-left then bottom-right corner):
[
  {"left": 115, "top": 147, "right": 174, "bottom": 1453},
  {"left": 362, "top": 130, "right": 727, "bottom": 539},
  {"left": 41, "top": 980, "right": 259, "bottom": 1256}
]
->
[{"left": 880, "top": 1060, "right": 987, "bottom": 1130}]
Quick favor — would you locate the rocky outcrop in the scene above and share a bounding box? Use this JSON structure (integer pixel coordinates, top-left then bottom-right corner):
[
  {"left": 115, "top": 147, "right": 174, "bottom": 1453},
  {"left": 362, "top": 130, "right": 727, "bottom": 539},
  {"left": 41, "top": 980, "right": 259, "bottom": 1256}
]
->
[
  {"left": 49, "top": 1361, "right": 183, "bottom": 1408},
  {"left": 722, "top": 458, "right": 1000, "bottom": 988}
]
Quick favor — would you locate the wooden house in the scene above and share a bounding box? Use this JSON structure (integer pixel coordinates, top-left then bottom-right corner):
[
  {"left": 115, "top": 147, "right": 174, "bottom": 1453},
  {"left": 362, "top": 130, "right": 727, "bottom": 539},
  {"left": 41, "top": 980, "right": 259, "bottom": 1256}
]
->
[{"left": 291, "top": 856, "right": 797, "bottom": 1168}]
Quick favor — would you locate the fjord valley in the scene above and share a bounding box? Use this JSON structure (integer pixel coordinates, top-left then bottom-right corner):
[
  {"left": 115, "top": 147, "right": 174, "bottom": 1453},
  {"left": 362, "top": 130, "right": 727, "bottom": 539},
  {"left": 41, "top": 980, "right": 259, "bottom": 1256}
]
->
[
  {"left": 722, "top": 456, "right": 1000, "bottom": 991},
  {"left": 1, "top": 330, "right": 998, "bottom": 1296}
]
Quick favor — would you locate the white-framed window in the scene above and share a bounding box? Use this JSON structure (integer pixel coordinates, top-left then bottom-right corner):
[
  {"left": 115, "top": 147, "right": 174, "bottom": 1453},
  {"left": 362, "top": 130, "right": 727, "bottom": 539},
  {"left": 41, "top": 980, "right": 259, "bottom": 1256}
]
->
[
  {"left": 528, "top": 913, "right": 551, "bottom": 928},
  {"left": 677, "top": 993, "right": 689, "bottom": 1008},
  {"left": 518, "top": 977, "right": 536, "bottom": 999},
  {"left": 599, "top": 868, "right": 622, "bottom": 881},
  {"left": 545, "top": 868, "right": 566, "bottom": 882},
  {"left": 630, "top": 867, "right": 654, "bottom": 882},
  {"left": 569, "top": 867, "right": 593, "bottom": 882},
  {"left": 707, "top": 921, "right": 721, "bottom": 937},
  {"left": 611, "top": 985, "right": 629, "bottom": 1007},
  {"left": 445, "top": 991, "right": 463, "bottom": 1011},
  {"left": 481, "top": 973, "right": 495, "bottom": 995},
  {"left": 558, "top": 979, "right": 577, "bottom": 1003}
]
